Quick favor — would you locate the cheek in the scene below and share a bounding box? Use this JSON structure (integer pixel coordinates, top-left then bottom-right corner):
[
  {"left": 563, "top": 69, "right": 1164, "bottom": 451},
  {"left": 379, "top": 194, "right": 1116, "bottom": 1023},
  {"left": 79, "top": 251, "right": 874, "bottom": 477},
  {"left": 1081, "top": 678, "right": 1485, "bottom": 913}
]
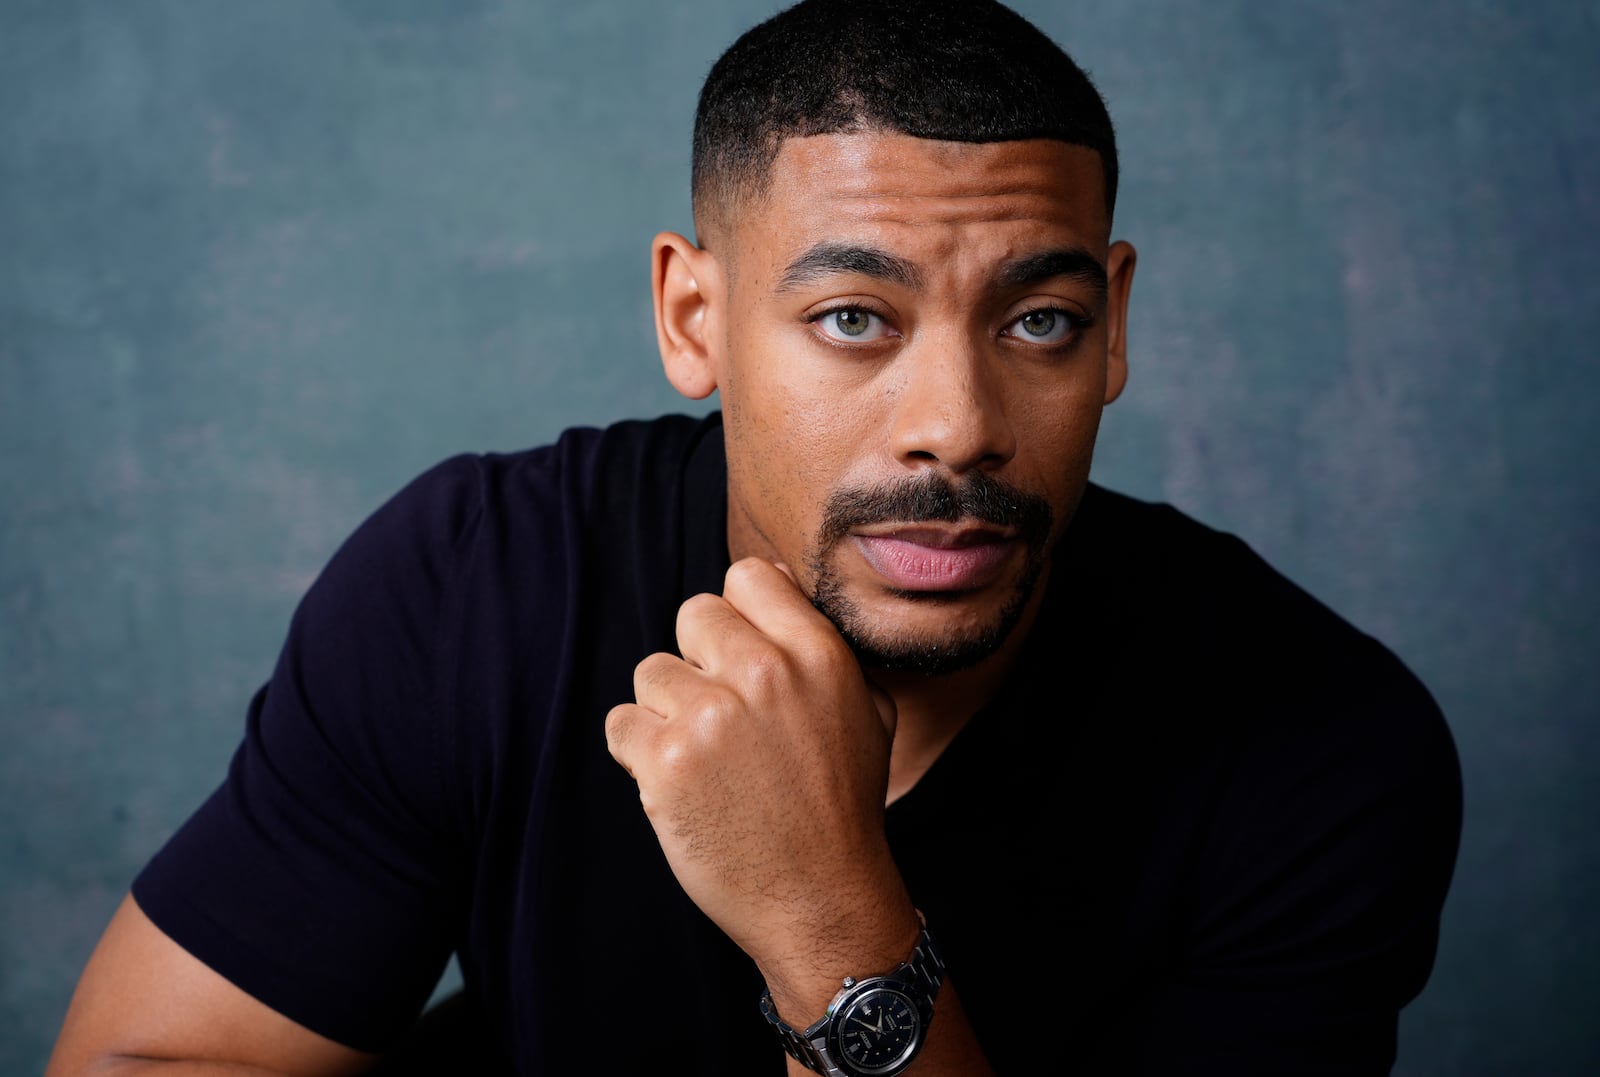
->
[
  {"left": 1010, "top": 383, "right": 1106, "bottom": 497},
  {"left": 722, "top": 356, "right": 875, "bottom": 554}
]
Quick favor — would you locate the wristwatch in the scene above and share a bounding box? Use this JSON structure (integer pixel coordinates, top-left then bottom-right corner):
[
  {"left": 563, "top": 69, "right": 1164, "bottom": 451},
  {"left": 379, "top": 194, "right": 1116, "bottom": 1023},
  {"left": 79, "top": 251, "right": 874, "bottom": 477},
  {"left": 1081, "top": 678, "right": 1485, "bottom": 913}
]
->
[{"left": 759, "top": 925, "right": 945, "bottom": 1077}]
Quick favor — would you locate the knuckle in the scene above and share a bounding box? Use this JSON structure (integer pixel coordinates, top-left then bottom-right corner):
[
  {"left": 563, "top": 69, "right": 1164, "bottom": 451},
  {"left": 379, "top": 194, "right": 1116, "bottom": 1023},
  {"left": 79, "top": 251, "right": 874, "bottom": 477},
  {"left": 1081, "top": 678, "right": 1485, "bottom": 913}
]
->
[
  {"left": 680, "top": 591, "right": 724, "bottom": 618},
  {"left": 740, "top": 644, "right": 793, "bottom": 698},
  {"left": 675, "top": 591, "right": 725, "bottom": 635},
  {"left": 692, "top": 686, "right": 743, "bottom": 734},
  {"left": 652, "top": 729, "right": 692, "bottom": 778},
  {"left": 632, "top": 652, "right": 675, "bottom": 699},
  {"left": 799, "top": 629, "right": 855, "bottom": 679},
  {"left": 723, "top": 556, "right": 771, "bottom": 596},
  {"left": 603, "top": 704, "right": 638, "bottom": 764},
  {"left": 649, "top": 688, "right": 742, "bottom": 783}
]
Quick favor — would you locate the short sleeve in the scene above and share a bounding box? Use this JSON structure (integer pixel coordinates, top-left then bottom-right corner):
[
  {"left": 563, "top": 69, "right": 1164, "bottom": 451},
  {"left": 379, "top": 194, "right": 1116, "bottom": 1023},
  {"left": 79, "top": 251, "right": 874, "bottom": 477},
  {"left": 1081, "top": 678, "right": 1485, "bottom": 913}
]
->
[
  {"left": 133, "top": 456, "right": 488, "bottom": 1051},
  {"left": 1122, "top": 636, "right": 1463, "bottom": 1074}
]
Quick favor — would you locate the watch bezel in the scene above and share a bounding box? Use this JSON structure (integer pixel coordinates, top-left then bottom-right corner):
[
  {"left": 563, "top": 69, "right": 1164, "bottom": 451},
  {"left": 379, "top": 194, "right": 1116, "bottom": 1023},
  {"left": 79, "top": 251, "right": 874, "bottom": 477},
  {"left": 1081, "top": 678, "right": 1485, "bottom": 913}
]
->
[{"left": 821, "top": 975, "right": 927, "bottom": 1076}]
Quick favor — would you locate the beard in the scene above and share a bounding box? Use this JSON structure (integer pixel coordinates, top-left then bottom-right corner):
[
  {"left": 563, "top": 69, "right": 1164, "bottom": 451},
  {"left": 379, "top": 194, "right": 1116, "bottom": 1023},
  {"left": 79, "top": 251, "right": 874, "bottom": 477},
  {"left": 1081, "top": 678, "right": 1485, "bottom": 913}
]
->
[{"left": 804, "top": 470, "right": 1055, "bottom": 676}]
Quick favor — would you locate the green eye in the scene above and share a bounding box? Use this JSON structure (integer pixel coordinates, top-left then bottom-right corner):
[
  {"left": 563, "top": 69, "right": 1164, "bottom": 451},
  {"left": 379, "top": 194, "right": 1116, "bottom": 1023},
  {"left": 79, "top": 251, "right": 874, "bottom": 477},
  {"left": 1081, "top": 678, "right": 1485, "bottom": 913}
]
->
[
  {"left": 812, "top": 306, "right": 894, "bottom": 344},
  {"left": 1019, "top": 310, "right": 1057, "bottom": 337},
  {"left": 833, "top": 309, "right": 872, "bottom": 336},
  {"left": 1005, "top": 308, "right": 1077, "bottom": 345}
]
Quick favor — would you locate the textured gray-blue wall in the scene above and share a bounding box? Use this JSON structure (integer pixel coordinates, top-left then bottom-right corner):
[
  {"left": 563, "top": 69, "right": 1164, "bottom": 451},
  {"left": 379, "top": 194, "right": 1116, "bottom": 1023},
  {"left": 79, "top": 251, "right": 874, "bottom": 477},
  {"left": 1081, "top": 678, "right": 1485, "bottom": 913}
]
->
[{"left": 3, "top": 2, "right": 1596, "bottom": 1072}]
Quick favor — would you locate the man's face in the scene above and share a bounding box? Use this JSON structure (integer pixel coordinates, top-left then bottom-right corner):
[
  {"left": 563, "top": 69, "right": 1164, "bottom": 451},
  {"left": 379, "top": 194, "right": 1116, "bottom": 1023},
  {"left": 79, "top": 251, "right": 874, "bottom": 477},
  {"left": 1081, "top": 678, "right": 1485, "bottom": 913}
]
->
[{"left": 674, "top": 131, "right": 1133, "bottom": 674}]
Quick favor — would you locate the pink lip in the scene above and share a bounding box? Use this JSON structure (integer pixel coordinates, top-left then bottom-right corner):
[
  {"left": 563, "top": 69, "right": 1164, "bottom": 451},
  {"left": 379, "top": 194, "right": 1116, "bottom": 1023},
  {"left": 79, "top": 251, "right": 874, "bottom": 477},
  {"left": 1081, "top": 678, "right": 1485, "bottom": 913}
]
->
[{"left": 853, "top": 528, "right": 1017, "bottom": 592}]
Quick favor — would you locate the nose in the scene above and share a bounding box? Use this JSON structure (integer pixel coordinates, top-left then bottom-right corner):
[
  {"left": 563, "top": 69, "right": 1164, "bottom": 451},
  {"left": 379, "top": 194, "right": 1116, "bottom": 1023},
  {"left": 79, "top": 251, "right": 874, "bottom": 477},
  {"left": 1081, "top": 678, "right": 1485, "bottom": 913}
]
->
[{"left": 887, "top": 332, "right": 1016, "bottom": 474}]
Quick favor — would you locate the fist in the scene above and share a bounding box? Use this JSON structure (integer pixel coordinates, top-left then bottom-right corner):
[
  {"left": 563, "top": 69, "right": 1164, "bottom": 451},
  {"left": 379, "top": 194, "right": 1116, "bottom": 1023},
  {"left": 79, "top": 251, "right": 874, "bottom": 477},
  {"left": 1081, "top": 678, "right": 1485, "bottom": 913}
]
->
[{"left": 605, "top": 558, "right": 917, "bottom": 992}]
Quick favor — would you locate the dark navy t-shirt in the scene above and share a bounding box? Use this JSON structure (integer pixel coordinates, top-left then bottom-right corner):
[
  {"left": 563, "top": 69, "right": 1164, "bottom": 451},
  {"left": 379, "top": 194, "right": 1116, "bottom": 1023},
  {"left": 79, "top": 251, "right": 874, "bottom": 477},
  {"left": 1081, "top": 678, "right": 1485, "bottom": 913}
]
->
[{"left": 134, "top": 412, "right": 1461, "bottom": 1074}]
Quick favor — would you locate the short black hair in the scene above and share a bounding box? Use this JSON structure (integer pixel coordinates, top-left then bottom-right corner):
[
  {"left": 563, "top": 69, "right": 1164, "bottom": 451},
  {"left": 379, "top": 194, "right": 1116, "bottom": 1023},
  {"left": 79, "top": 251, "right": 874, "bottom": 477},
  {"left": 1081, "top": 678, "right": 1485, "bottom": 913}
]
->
[{"left": 692, "top": 0, "right": 1119, "bottom": 240}]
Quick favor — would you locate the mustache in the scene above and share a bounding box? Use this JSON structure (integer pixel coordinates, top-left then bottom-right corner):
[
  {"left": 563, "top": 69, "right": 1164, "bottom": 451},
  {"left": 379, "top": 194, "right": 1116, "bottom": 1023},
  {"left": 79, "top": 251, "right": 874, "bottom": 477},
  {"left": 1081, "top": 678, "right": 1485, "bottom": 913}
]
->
[{"left": 817, "top": 470, "right": 1054, "bottom": 549}]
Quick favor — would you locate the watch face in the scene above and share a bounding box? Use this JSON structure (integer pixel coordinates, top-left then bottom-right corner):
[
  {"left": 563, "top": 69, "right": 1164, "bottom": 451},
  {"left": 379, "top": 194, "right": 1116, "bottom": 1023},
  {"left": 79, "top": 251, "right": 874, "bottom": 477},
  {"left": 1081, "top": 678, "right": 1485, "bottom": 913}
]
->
[{"left": 830, "top": 985, "right": 923, "bottom": 1076}]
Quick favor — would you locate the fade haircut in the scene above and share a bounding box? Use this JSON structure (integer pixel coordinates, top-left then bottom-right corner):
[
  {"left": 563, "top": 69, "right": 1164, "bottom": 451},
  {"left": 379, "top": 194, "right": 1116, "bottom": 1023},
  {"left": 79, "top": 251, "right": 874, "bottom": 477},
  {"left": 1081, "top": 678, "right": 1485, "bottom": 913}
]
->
[{"left": 691, "top": 0, "right": 1119, "bottom": 243}]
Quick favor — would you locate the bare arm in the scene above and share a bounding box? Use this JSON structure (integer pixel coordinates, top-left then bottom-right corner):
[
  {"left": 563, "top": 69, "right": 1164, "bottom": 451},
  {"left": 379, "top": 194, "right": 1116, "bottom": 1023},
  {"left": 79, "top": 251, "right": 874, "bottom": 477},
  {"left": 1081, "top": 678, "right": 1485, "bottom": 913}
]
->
[{"left": 46, "top": 895, "right": 375, "bottom": 1077}]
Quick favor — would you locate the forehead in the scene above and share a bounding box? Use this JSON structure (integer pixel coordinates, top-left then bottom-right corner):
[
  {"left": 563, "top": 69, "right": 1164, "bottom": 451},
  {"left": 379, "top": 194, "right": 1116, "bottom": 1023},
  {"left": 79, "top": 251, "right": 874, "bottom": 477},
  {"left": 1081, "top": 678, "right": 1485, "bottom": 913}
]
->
[{"left": 729, "top": 131, "right": 1110, "bottom": 272}]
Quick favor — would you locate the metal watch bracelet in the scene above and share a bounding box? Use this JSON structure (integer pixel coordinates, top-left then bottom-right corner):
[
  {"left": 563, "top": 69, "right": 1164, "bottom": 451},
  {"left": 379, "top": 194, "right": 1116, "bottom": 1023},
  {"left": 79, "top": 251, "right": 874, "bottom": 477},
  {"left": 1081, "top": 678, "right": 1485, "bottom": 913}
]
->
[{"left": 760, "top": 924, "right": 946, "bottom": 1077}]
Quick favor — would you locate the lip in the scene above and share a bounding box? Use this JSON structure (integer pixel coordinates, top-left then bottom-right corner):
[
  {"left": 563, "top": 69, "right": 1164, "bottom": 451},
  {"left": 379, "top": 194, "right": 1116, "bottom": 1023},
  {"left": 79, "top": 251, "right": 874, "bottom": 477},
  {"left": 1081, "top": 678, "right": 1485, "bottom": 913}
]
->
[{"left": 852, "top": 525, "right": 1018, "bottom": 592}]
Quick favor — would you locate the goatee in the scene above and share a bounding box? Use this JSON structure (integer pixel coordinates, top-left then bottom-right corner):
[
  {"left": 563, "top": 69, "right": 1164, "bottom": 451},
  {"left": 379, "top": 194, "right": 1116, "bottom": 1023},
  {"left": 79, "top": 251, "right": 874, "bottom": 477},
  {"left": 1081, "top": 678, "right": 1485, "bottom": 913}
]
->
[{"left": 805, "top": 470, "right": 1053, "bottom": 676}]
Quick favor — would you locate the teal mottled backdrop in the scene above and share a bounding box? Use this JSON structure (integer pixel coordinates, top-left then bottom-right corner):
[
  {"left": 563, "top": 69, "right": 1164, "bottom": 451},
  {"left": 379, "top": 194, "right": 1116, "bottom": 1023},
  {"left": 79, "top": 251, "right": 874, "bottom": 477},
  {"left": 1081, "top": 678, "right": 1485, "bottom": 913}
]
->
[{"left": 3, "top": 2, "right": 1596, "bottom": 1072}]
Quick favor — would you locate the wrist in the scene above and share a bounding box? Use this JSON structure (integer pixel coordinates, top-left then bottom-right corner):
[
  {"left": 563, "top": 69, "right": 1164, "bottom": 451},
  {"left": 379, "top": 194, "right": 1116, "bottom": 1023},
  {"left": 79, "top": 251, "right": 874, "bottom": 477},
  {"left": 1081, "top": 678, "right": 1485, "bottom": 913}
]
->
[
  {"left": 756, "top": 898, "right": 922, "bottom": 1020},
  {"left": 760, "top": 917, "right": 947, "bottom": 1077}
]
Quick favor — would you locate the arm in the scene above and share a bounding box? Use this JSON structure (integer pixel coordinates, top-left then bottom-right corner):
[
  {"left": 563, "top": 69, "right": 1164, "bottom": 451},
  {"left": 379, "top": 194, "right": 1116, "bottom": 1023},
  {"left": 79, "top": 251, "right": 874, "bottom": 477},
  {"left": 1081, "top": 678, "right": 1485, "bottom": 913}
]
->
[
  {"left": 48, "top": 459, "right": 488, "bottom": 1074},
  {"left": 606, "top": 558, "right": 995, "bottom": 1075},
  {"left": 46, "top": 895, "right": 374, "bottom": 1077}
]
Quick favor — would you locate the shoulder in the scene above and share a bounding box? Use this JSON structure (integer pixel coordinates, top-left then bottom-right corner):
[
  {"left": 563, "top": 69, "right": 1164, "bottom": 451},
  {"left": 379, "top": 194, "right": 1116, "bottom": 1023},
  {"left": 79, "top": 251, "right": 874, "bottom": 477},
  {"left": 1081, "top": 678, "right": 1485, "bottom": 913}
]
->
[
  {"left": 1069, "top": 483, "right": 1441, "bottom": 705},
  {"left": 334, "top": 412, "right": 724, "bottom": 579},
  {"left": 1058, "top": 482, "right": 1460, "bottom": 878},
  {"left": 1057, "top": 487, "right": 1462, "bottom": 1064},
  {"left": 378, "top": 411, "right": 722, "bottom": 530},
  {"left": 285, "top": 411, "right": 727, "bottom": 730}
]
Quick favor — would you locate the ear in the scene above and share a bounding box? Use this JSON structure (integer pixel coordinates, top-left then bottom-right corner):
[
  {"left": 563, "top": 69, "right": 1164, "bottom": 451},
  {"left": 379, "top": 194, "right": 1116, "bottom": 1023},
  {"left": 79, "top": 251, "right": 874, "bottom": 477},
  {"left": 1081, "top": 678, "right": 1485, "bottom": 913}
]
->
[
  {"left": 652, "top": 231, "right": 723, "bottom": 400},
  {"left": 1102, "top": 239, "right": 1137, "bottom": 405}
]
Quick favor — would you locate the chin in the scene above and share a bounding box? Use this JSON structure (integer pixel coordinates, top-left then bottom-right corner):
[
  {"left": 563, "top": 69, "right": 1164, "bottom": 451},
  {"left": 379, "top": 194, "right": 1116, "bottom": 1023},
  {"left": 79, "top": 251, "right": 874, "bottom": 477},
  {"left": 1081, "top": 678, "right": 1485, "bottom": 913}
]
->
[
  {"left": 811, "top": 566, "right": 1042, "bottom": 677},
  {"left": 839, "top": 624, "right": 1014, "bottom": 676}
]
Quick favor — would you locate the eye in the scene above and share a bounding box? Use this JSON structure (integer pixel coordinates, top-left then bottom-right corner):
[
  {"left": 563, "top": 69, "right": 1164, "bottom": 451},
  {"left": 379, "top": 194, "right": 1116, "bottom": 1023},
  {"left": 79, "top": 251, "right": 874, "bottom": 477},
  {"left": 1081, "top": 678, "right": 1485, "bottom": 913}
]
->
[
  {"left": 1003, "top": 307, "right": 1081, "bottom": 345},
  {"left": 812, "top": 307, "right": 893, "bottom": 343}
]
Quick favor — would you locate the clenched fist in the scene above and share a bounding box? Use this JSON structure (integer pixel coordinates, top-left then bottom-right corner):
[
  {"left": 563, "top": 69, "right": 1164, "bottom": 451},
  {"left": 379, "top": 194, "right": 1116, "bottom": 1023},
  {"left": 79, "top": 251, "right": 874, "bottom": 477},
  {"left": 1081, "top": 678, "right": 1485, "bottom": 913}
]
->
[{"left": 606, "top": 557, "right": 921, "bottom": 1012}]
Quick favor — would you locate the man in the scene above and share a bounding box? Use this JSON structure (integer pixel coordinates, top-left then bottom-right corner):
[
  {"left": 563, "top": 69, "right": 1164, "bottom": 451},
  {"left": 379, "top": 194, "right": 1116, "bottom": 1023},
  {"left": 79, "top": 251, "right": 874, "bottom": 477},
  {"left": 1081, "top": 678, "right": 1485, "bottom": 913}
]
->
[{"left": 48, "top": 1, "right": 1461, "bottom": 1074}]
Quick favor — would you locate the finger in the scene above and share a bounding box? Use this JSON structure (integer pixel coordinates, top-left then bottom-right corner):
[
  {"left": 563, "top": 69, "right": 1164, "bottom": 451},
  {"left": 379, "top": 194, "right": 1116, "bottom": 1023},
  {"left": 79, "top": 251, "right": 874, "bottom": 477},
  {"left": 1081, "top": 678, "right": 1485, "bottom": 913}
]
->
[
  {"left": 632, "top": 650, "right": 708, "bottom": 713},
  {"left": 673, "top": 591, "right": 764, "bottom": 674},
  {"left": 604, "top": 701, "right": 661, "bottom": 777},
  {"left": 719, "top": 557, "right": 841, "bottom": 651}
]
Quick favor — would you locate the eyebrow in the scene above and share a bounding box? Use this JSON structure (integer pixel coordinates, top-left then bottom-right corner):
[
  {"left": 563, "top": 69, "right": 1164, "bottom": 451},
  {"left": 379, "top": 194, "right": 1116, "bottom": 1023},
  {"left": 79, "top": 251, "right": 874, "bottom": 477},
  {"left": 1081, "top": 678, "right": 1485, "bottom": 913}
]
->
[
  {"left": 776, "top": 243, "right": 924, "bottom": 292},
  {"left": 998, "top": 248, "right": 1108, "bottom": 303},
  {"left": 775, "top": 242, "right": 1108, "bottom": 303}
]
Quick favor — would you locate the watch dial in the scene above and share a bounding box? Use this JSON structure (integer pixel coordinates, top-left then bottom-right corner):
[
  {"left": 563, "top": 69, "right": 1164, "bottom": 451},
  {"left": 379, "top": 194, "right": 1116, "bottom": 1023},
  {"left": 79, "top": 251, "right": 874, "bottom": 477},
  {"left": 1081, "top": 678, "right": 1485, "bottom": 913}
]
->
[{"left": 833, "top": 987, "right": 922, "bottom": 1075}]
